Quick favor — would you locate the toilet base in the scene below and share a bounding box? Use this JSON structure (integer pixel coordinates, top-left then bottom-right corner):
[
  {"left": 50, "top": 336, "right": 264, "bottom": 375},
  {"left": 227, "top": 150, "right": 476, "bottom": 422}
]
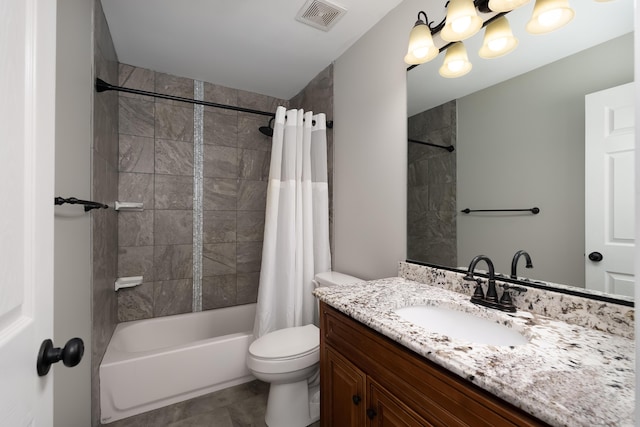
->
[{"left": 265, "top": 381, "right": 320, "bottom": 427}]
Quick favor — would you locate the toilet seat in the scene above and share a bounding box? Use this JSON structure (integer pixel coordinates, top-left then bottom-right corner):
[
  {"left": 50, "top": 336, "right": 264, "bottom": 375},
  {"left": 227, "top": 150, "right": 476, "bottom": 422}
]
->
[{"left": 247, "top": 324, "right": 319, "bottom": 374}]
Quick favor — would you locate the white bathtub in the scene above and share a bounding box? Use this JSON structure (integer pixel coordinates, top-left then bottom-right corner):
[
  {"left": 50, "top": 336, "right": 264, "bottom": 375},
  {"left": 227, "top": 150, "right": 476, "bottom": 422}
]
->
[{"left": 100, "top": 303, "right": 256, "bottom": 424}]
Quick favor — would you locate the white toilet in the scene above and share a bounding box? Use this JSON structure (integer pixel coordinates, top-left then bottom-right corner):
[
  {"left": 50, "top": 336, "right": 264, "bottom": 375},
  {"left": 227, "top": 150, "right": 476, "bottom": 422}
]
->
[{"left": 247, "top": 271, "right": 363, "bottom": 427}]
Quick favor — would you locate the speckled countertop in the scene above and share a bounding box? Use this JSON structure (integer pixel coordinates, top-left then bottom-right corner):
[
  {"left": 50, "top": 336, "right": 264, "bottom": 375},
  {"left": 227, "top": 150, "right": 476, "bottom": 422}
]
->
[{"left": 313, "top": 277, "right": 635, "bottom": 427}]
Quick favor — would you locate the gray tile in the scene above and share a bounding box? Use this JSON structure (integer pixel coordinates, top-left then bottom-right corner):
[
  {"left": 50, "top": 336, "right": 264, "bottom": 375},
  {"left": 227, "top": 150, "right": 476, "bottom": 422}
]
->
[
  {"left": 203, "top": 110, "right": 237, "bottom": 147},
  {"left": 155, "top": 210, "right": 193, "bottom": 245},
  {"left": 203, "top": 82, "right": 238, "bottom": 115},
  {"left": 237, "top": 180, "right": 267, "bottom": 211},
  {"left": 118, "top": 172, "right": 154, "bottom": 208},
  {"left": 118, "top": 245, "right": 154, "bottom": 281},
  {"left": 119, "top": 134, "right": 154, "bottom": 173},
  {"left": 155, "top": 103, "right": 194, "bottom": 142},
  {"left": 237, "top": 273, "right": 259, "bottom": 304},
  {"left": 203, "top": 145, "right": 238, "bottom": 179},
  {"left": 203, "top": 178, "right": 237, "bottom": 211},
  {"left": 236, "top": 211, "right": 264, "bottom": 242},
  {"left": 166, "top": 408, "right": 234, "bottom": 427},
  {"left": 428, "top": 182, "right": 456, "bottom": 211},
  {"left": 154, "top": 244, "right": 193, "bottom": 281},
  {"left": 155, "top": 139, "right": 194, "bottom": 176},
  {"left": 155, "top": 72, "right": 194, "bottom": 106},
  {"left": 203, "top": 211, "right": 236, "bottom": 243},
  {"left": 202, "top": 275, "right": 237, "bottom": 310},
  {"left": 226, "top": 392, "right": 269, "bottom": 426},
  {"left": 237, "top": 89, "right": 281, "bottom": 113},
  {"left": 238, "top": 114, "right": 271, "bottom": 151},
  {"left": 153, "top": 279, "right": 193, "bottom": 317},
  {"left": 155, "top": 174, "right": 193, "bottom": 210},
  {"left": 236, "top": 242, "right": 262, "bottom": 274},
  {"left": 118, "top": 210, "right": 154, "bottom": 247},
  {"left": 94, "top": 91, "right": 119, "bottom": 163},
  {"left": 119, "top": 96, "right": 155, "bottom": 137},
  {"left": 117, "top": 282, "right": 154, "bottom": 322},
  {"left": 238, "top": 149, "right": 270, "bottom": 181},
  {"left": 118, "top": 64, "right": 155, "bottom": 101},
  {"left": 203, "top": 243, "right": 236, "bottom": 276}
]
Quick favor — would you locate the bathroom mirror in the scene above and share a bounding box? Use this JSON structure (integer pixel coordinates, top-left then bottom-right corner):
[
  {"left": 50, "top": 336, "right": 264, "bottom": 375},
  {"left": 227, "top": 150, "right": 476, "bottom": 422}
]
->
[{"left": 406, "top": 1, "right": 634, "bottom": 301}]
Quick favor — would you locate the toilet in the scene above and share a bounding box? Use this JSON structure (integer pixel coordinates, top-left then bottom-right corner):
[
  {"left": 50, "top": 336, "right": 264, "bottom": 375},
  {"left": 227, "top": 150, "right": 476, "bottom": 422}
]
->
[{"left": 247, "top": 271, "right": 363, "bottom": 427}]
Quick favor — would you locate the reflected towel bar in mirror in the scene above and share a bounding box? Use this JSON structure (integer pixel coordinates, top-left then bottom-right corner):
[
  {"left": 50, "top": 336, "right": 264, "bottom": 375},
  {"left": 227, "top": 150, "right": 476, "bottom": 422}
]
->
[{"left": 461, "top": 207, "right": 540, "bottom": 214}]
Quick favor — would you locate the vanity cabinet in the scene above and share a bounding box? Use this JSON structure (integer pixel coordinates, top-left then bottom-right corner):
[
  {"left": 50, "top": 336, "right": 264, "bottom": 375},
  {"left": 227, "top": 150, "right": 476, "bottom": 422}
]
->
[{"left": 319, "top": 302, "right": 549, "bottom": 427}]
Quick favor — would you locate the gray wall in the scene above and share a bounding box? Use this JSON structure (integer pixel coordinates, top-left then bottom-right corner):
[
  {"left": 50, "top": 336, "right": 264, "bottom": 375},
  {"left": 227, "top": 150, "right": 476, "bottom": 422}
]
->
[
  {"left": 457, "top": 33, "right": 633, "bottom": 286},
  {"left": 115, "top": 65, "right": 333, "bottom": 322},
  {"left": 92, "top": 0, "right": 120, "bottom": 424},
  {"left": 116, "top": 65, "right": 287, "bottom": 321},
  {"left": 333, "top": 0, "right": 419, "bottom": 280},
  {"left": 407, "top": 101, "right": 457, "bottom": 266},
  {"left": 54, "top": 0, "right": 93, "bottom": 425}
]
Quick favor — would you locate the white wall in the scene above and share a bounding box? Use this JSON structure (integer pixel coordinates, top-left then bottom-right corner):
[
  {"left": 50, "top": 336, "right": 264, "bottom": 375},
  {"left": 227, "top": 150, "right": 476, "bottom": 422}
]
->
[
  {"left": 457, "top": 34, "right": 633, "bottom": 287},
  {"left": 333, "top": 0, "right": 423, "bottom": 279},
  {"left": 54, "top": 1, "right": 93, "bottom": 425}
]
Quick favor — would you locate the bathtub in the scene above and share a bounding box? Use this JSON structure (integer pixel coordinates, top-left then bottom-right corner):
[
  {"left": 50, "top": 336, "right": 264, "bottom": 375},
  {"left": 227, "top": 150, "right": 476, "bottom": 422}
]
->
[{"left": 100, "top": 303, "right": 256, "bottom": 424}]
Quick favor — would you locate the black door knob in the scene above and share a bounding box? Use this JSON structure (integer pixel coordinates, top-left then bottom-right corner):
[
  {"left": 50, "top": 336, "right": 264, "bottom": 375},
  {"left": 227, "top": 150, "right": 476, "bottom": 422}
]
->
[
  {"left": 37, "top": 337, "right": 84, "bottom": 376},
  {"left": 352, "top": 395, "right": 361, "bottom": 405},
  {"left": 588, "top": 252, "right": 604, "bottom": 262},
  {"left": 366, "top": 408, "right": 377, "bottom": 419}
]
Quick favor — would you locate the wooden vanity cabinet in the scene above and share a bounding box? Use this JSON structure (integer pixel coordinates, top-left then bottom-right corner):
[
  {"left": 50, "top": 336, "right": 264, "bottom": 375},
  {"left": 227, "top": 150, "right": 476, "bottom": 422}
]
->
[{"left": 319, "top": 302, "right": 549, "bottom": 427}]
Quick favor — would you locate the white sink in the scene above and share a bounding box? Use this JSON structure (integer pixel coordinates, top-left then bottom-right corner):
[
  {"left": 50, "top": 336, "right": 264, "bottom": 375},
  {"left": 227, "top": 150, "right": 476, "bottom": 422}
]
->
[{"left": 394, "top": 305, "right": 529, "bottom": 346}]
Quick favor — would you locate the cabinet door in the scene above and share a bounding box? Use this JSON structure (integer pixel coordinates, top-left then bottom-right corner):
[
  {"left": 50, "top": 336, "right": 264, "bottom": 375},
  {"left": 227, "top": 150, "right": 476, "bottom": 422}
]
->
[
  {"left": 367, "top": 379, "right": 433, "bottom": 427},
  {"left": 322, "top": 347, "right": 367, "bottom": 427}
]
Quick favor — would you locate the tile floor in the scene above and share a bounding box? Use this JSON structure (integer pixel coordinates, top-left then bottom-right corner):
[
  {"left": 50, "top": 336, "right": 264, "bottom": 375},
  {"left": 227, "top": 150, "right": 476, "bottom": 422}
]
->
[{"left": 104, "top": 380, "right": 321, "bottom": 427}]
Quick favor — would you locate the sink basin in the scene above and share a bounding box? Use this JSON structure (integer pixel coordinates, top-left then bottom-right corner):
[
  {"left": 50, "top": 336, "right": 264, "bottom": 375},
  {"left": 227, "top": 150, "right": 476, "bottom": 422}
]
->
[{"left": 394, "top": 305, "right": 528, "bottom": 346}]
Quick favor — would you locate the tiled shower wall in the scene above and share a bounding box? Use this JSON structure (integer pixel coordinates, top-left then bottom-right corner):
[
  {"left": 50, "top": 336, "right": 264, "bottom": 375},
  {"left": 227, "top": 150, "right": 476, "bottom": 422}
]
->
[
  {"left": 115, "top": 65, "right": 289, "bottom": 321},
  {"left": 92, "top": 0, "right": 119, "bottom": 424},
  {"left": 407, "top": 101, "right": 457, "bottom": 266}
]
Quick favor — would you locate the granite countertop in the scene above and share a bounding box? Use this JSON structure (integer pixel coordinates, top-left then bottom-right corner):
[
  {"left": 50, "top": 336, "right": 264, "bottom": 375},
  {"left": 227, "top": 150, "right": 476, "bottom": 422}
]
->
[{"left": 313, "top": 277, "right": 635, "bottom": 427}]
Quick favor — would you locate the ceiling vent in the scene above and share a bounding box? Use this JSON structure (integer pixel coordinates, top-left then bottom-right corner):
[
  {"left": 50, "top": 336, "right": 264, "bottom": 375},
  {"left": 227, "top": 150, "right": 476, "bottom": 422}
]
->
[{"left": 295, "top": 0, "right": 347, "bottom": 32}]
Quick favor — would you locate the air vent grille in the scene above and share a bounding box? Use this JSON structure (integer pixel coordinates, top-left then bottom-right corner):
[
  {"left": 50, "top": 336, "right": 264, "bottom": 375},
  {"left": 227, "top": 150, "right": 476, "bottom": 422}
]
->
[{"left": 296, "top": 0, "right": 347, "bottom": 32}]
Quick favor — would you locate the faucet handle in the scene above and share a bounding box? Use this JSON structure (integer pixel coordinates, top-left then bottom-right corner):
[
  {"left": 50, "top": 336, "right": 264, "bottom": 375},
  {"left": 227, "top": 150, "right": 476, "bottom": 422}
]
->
[{"left": 472, "top": 279, "right": 485, "bottom": 300}]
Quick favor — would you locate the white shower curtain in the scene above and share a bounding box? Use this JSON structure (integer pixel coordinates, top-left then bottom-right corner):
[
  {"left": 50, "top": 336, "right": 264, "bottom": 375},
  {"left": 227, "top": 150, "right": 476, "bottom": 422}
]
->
[{"left": 253, "top": 106, "right": 331, "bottom": 338}]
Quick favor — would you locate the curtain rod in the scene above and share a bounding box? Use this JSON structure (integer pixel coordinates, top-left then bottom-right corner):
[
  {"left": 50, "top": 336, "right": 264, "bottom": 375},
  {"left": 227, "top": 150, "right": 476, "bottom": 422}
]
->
[{"left": 95, "top": 78, "right": 334, "bottom": 128}]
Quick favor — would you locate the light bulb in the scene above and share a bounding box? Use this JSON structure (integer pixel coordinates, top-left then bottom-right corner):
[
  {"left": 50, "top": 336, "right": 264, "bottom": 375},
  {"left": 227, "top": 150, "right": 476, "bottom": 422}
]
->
[
  {"left": 488, "top": 37, "right": 508, "bottom": 52},
  {"left": 537, "top": 8, "right": 562, "bottom": 27},
  {"left": 451, "top": 16, "right": 472, "bottom": 34},
  {"left": 448, "top": 60, "right": 465, "bottom": 72}
]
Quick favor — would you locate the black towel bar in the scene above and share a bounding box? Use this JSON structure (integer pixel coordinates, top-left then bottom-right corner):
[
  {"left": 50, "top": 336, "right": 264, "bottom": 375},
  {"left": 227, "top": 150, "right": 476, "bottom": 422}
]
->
[
  {"left": 461, "top": 207, "right": 540, "bottom": 214},
  {"left": 55, "top": 197, "right": 109, "bottom": 212}
]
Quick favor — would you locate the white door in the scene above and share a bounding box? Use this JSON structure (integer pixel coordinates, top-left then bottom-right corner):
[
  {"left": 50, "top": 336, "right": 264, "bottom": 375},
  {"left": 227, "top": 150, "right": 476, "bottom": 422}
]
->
[
  {"left": 585, "top": 82, "right": 635, "bottom": 297},
  {"left": 0, "top": 0, "right": 56, "bottom": 424}
]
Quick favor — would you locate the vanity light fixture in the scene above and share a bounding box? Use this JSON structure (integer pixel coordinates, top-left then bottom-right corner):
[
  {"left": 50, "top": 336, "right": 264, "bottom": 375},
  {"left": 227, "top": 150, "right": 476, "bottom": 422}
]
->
[
  {"left": 441, "top": 0, "right": 484, "bottom": 42},
  {"left": 439, "top": 42, "right": 473, "bottom": 78},
  {"left": 488, "top": 0, "right": 531, "bottom": 13},
  {"left": 526, "top": 0, "right": 575, "bottom": 34},
  {"left": 405, "top": 0, "right": 581, "bottom": 77},
  {"left": 404, "top": 11, "right": 439, "bottom": 65},
  {"left": 478, "top": 16, "right": 519, "bottom": 59}
]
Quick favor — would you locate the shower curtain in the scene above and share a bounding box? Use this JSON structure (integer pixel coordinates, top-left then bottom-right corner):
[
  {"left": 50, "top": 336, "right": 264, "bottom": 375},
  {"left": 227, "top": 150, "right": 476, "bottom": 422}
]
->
[{"left": 253, "top": 106, "right": 331, "bottom": 338}]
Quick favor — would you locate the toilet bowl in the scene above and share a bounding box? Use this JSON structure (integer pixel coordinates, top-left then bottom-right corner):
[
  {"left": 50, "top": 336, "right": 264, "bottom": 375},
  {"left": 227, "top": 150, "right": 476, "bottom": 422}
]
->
[{"left": 247, "top": 271, "right": 363, "bottom": 427}]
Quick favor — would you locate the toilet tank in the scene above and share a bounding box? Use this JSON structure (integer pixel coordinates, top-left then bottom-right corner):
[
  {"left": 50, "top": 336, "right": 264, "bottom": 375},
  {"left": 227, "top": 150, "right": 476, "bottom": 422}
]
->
[{"left": 314, "top": 271, "right": 363, "bottom": 288}]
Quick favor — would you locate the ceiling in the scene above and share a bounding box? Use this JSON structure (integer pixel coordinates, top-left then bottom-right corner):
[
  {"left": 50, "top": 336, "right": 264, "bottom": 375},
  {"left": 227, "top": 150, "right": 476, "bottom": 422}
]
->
[
  {"left": 407, "top": 0, "right": 634, "bottom": 116},
  {"left": 100, "top": 0, "right": 404, "bottom": 100}
]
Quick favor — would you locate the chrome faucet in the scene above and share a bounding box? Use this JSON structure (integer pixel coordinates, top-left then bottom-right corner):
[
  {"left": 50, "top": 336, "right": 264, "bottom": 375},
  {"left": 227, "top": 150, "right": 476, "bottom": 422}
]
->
[
  {"left": 510, "top": 250, "right": 533, "bottom": 279},
  {"left": 465, "top": 255, "right": 516, "bottom": 313}
]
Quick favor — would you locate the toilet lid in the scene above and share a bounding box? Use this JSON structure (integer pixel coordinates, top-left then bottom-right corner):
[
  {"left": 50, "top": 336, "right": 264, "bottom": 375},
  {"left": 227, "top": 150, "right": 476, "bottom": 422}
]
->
[{"left": 249, "top": 324, "right": 319, "bottom": 359}]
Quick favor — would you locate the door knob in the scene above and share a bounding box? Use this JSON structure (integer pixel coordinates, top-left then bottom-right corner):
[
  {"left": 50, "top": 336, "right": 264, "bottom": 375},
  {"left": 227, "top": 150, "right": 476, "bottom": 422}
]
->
[
  {"left": 36, "top": 337, "right": 84, "bottom": 376},
  {"left": 352, "top": 395, "right": 361, "bottom": 405},
  {"left": 588, "top": 252, "right": 603, "bottom": 262}
]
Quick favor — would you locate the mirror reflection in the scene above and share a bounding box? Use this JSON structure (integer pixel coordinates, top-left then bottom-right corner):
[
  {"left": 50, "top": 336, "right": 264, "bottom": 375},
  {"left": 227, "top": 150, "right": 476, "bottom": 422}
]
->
[{"left": 406, "top": 1, "right": 634, "bottom": 298}]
